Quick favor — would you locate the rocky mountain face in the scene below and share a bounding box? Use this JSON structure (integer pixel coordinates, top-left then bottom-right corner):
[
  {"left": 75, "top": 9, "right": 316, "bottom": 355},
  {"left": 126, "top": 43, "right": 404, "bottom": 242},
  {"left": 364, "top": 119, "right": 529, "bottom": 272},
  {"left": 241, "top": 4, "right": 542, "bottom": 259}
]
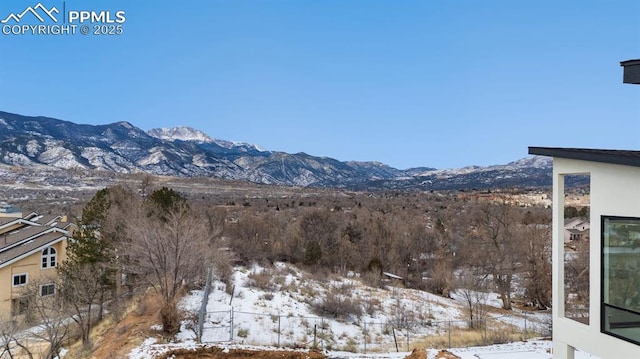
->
[{"left": 0, "top": 111, "right": 553, "bottom": 190}]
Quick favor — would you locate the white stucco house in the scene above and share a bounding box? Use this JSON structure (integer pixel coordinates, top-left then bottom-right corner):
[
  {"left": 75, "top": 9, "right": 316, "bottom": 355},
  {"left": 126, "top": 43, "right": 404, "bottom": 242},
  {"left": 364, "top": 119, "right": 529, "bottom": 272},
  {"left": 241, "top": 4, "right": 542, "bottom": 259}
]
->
[{"left": 529, "top": 147, "right": 640, "bottom": 359}]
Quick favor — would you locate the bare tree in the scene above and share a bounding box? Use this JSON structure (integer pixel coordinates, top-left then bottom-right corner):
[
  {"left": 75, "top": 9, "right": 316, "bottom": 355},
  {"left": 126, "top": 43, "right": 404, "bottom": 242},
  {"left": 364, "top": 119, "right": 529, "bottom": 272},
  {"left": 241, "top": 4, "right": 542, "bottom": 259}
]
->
[
  {"left": 20, "top": 277, "right": 71, "bottom": 359},
  {"left": 471, "top": 201, "right": 525, "bottom": 310},
  {"left": 298, "top": 210, "right": 337, "bottom": 268},
  {"left": 456, "top": 269, "right": 489, "bottom": 329},
  {"left": 424, "top": 214, "right": 459, "bottom": 297},
  {"left": 0, "top": 316, "right": 32, "bottom": 359},
  {"left": 564, "top": 240, "right": 590, "bottom": 317},
  {"left": 522, "top": 217, "right": 552, "bottom": 309},
  {"left": 229, "top": 214, "right": 272, "bottom": 264},
  {"left": 139, "top": 173, "right": 155, "bottom": 198},
  {"left": 58, "top": 263, "right": 104, "bottom": 347},
  {"left": 127, "top": 202, "right": 210, "bottom": 335}
]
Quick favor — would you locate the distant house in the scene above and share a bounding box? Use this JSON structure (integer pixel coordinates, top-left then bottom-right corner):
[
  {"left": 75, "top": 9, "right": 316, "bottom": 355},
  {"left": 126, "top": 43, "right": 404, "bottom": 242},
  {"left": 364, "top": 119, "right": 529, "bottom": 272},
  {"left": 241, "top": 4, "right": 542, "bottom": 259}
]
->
[
  {"left": 529, "top": 146, "right": 640, "bottom": 358},
  {"left": 564, "top": 218, "right": 590, "bottom": 243},
  {"left": 0, "top": 202, "right": 22, "bottom": 218},
  {"left": 0, "top": 212, "right": 73, "bottom": 317}
]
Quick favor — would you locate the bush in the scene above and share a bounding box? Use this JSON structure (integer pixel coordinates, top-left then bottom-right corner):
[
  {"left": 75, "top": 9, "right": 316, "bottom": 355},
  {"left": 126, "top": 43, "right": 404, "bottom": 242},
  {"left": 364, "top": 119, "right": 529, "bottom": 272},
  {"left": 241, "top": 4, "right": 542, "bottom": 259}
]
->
[
  {"left": 160, "top": 302, "right": 181, "bottom": 336},
  {"left": 247, "top": 270, "right": 276, "bottom": 292},
  {"left": 311, "top": 291, "right": 362, "bottom": 320},
  {"left": 237, "top": 328, "right": 249, "bottom": 338},
  {"left": 363, "top": 297, "right": 381, "bottom": 316}
]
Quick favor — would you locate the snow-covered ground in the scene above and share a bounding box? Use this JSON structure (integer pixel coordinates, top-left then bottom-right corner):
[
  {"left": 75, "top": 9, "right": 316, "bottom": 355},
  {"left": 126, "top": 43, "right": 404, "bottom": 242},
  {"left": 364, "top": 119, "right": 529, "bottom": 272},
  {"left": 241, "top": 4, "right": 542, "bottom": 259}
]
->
[{"left": 127, "top": 263, "right": 598, "bottom": 359}]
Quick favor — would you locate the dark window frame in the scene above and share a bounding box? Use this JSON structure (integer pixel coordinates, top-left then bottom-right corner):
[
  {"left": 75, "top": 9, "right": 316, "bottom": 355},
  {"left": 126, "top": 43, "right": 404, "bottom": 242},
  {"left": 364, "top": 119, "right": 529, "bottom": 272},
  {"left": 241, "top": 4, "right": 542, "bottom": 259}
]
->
[
  {"left": 12, "top": 273, "right": 27, "bottom": 287},
  {"left": 601, "top": 215, "right": 640, "bottom": 346},
  {"left": 40, "top": 283, "right": 55, "bottom": 297}
]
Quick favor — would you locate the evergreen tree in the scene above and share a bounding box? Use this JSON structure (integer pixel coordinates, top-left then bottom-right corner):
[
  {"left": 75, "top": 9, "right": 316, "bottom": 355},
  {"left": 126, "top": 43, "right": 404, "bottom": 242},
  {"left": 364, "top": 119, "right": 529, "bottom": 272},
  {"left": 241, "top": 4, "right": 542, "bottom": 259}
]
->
[{"left": 58, "top": 188, "right": 115, "bottom": 347}]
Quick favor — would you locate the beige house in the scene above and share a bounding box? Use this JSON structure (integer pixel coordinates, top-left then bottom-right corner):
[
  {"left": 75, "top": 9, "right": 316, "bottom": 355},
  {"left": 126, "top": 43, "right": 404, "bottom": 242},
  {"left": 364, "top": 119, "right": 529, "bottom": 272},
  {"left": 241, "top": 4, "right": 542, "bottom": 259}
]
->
[{"left": 0, "top": 213, "right": 72, "bottom": 317}]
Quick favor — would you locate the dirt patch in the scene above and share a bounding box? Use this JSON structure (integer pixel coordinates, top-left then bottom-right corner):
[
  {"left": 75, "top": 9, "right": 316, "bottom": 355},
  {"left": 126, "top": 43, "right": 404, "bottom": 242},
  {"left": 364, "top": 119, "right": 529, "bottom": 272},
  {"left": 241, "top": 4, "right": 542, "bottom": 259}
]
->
[
  {"left": 90, "top": 292, "right": 164, "bottom": 359},
  {"left": 434, "top": 350, "right": 460, "bottom": 359},
  {"left": 157, "top": 347, "right": 327, "bottom": 359},
  {"left": 404, "top": 348, "right": 426, "bottom": 359}
]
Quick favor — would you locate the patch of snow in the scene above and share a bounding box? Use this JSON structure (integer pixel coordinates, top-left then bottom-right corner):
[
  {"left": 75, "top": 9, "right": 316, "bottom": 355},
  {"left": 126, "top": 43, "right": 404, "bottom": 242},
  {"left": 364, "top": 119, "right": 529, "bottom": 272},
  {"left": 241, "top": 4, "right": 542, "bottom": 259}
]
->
[
  {"left": 148, "top": 127, "right": 213, "bottom": 143},
  {"left": 125, "top": 263, "right": 566, "bottom": 359},
  {"left": 138, "top": 148, "right": 167, "bottom": 166},
  {"left": 3, "top": 153, "right": 33, "bottom": 165},
  {"left": 26, "top": 140, "right": 41, "bottom": 156}
]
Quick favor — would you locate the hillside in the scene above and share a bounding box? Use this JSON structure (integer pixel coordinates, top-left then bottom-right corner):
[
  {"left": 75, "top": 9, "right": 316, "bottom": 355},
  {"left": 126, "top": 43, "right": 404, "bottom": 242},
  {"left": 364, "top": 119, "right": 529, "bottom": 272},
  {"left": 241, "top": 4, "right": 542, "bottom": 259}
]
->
[{"left": 104, "top": 263, "right": 556, "bottom": 358}]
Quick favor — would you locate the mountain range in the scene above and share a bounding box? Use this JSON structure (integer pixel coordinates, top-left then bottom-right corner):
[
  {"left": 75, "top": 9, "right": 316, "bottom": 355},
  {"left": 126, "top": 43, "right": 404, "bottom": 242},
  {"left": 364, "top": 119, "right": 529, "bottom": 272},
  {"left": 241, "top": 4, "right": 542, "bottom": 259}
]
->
[{"left": 0, "top": 110, "right": 553, "bottom": 190}]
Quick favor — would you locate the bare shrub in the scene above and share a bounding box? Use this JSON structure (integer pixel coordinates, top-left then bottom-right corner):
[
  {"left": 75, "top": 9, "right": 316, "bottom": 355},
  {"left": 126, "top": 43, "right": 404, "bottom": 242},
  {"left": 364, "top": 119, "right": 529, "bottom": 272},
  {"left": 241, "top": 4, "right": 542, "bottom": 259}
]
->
[
  {"left": 311, "top": 291, "right": 362, "bottom": 320},
  {"left": 305, "top": 266, "right": 331, "bottom": 283},
  {"left": 331, "top": 281, "right": 356, "bottom": 296},
  {"left": 362, "top": 271, "right": 383, "bottom": 288},
  {"left": 246, "top": 270, "right": 276, "bottom": 292},
  {"left": 363, "top": 297, "right": 381, "bottom": 316},
  {"left": 183, "top": 310, "right": 201, "bottom": 339},
  {"left": 160, "top": 301, "right": 181, "bottom": 337}
]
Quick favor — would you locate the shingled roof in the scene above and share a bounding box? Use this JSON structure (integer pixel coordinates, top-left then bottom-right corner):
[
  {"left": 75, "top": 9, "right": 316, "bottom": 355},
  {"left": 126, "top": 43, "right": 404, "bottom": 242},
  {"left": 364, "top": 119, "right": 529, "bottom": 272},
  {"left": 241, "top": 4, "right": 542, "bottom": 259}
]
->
[
  {"left": 0, "top": 213, "right": 71, "bottom": 269},
  {"left": 0, "top": 232, "right": 66, "bottom": 268},
  {"left": 528, "top": 147, "right": 640, "bottom": 168}
]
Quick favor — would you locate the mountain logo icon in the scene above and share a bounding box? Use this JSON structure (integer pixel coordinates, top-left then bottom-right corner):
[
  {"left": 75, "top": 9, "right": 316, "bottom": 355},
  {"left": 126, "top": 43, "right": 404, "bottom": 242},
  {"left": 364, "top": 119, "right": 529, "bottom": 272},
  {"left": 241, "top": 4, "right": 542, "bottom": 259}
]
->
[{"left": 1, "top": 3, "right": 59, "bottom": 24}]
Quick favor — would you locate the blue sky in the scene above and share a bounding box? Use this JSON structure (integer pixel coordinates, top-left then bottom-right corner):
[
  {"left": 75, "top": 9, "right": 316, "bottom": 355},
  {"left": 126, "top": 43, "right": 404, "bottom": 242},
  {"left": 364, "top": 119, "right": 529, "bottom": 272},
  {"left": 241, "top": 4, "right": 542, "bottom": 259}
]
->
[{"left": 1, "top": 1, "right": 639, "bottom": 170}]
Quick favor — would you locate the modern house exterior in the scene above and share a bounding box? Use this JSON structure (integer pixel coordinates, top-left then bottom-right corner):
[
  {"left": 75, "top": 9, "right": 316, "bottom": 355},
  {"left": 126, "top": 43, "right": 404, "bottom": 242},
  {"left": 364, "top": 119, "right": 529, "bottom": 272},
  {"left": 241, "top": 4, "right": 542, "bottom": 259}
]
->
[
  {"left": 529, "top": 147, "right": 640, "bottom": 358},
  {"left": 0, "top": 213, "right": 72, "bottom": 317}
]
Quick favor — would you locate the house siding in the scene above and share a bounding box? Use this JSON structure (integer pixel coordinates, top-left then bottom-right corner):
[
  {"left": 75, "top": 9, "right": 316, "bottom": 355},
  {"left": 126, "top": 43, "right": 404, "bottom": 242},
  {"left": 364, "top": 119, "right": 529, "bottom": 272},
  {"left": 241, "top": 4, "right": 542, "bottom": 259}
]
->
[
  {"left": 0, "top": 239, "right": 67, "bottom": 317},
  {"left": 553, "top": 157, "right": 640, "bottom": 358}
]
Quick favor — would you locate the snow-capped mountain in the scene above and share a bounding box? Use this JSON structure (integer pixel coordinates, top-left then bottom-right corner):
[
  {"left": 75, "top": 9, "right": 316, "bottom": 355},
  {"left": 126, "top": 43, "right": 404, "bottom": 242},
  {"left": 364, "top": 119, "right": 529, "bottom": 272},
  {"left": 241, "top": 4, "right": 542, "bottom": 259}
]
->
[
  {"left": 147, "top": 127, "right": 214, "bottom": 143},
  {"left": 0, "top": 110, "right": 553, "bottom": 190}
]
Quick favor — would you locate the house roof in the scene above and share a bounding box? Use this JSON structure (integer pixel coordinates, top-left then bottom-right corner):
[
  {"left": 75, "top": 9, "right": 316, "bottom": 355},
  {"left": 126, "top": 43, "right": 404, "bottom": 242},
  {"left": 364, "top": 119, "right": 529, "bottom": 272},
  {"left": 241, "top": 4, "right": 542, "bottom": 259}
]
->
[
  {"left": 564, "top": 218, "right": 589, "bottom": 228},
  {"left": 528, "top": 147, "right": 640, "bottom": 168},
  {"left": 0, "top": 212, "right": 71, "bottom": 269},
  {"left": 31, "top": 214, "right": 62, "bottom": 226},
  {"left": 0, "top": 218, "right": 42, "bottom": 234},
  {"left": 0, "top": 232, "right": 66, "bottom": 267},
  {"left": 0, "top": 225, "right": 53, "bottom": 250}
]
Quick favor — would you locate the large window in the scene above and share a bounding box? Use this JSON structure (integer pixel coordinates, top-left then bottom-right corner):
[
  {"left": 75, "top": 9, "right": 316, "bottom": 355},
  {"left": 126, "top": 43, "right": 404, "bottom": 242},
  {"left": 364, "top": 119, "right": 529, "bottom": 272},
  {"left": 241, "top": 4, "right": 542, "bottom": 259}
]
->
[
  {"left": 41, "top": 246, "right": 57, "bottom": 269},
  {"left": 602, "top": 216, "right": 640, "bottom": 344}
]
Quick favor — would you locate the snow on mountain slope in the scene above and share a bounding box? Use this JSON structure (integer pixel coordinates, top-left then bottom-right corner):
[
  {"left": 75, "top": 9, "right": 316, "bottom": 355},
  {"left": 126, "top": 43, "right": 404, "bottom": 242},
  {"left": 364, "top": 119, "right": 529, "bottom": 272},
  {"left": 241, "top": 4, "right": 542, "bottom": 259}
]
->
[
  {"left": 147, "top": 127, "right": 266, "bottom": 153},
  {"left": 415, "top": 156, "right": 551, "bottom": 178},
  {"left": 0, "top": 110, "right": 554, "bottom": 190},
  {"left": 148, "top": 126, "right": 214, "bottom": 143}
]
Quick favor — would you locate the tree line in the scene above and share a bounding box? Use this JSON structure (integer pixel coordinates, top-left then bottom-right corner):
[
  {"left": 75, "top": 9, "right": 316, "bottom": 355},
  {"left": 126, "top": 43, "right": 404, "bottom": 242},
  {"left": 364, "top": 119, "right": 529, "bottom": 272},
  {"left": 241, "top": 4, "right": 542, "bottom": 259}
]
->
[{"left": 1, "top": 182, "right": 553, "bottom": 358}]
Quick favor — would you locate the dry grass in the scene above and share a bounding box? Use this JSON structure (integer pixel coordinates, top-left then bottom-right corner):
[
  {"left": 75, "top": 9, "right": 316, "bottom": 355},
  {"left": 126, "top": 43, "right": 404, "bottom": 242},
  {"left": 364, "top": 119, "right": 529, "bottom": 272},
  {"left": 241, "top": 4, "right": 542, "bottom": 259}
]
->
[
  {"left": 412, "top": 325, "right": 532, "bottom": 350},
  {"left": 246, "top": 270, "right": 276, "bottom": 292},
  {"left": 63, "top": 291, "right": 164, "bottom": 359},
  {"left": 156, "top": 347, "right": 327, "bottom": 359}
]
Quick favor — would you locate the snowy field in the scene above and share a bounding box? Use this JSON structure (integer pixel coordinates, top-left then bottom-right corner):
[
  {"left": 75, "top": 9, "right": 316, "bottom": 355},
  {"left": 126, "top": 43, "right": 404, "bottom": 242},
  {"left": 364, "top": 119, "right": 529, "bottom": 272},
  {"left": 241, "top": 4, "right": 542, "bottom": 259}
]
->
[{"left": 126, "top": 263, "right": 598, "bottom": 359}]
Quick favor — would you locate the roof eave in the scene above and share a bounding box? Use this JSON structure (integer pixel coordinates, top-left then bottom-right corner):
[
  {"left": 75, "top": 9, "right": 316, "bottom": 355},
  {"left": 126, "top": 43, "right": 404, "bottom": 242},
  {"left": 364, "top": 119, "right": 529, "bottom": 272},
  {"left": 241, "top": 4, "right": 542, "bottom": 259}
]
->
[
  {"left": 0, "top": 235, "right": 67, "bottom": 270},
  {"left": 528, "top": 147, "right": 640, "bottom": 168}
]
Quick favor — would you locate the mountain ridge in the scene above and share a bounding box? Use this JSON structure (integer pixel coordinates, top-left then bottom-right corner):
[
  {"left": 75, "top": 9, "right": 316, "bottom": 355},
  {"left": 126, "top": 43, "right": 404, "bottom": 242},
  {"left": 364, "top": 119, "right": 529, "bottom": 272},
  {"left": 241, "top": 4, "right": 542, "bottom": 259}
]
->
[{"left": 0, "top": 110, "right": 552, "bottom": 190}]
